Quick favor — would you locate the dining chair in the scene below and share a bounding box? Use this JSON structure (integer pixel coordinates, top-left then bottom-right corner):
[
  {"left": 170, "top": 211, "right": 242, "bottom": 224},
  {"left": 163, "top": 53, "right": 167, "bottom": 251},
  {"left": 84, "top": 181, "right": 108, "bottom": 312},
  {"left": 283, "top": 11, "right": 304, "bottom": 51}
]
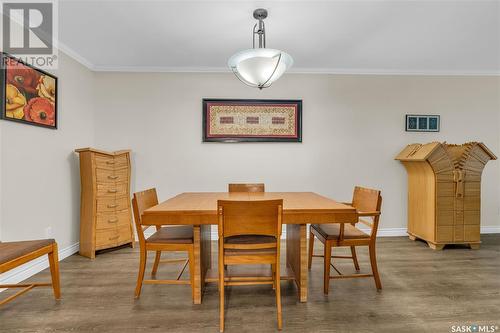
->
[
  {"left": 132, "top": 188, "right": 195, "bottom": 299},
  {"left": 308, "top": 186, "right": 382, "bottom": 294},
  {"left": 228, "top": 183, "right": 265, "bottom": 192},
  {"left": 217, "top": 199, "right": 283, "bottom": 332},
  {"left": 227, "top": 183, "right": 266, "bottom": 269},
  {"left": 0, "top": 239, "right": 61, "bottom": 306}
]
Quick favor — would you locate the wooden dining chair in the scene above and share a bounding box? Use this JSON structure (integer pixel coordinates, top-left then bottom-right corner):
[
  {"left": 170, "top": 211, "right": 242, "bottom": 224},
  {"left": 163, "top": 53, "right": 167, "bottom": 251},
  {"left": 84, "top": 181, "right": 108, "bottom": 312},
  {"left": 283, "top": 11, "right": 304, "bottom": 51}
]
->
[
  {"left": 132, "top": 188, "right": 195, "bottom": 299},
  {"left": 308, "top": 186, "right": 382, "bottom": 294},
  {"left": 218, "top": 199, "right": 283, "bottom": 332},
  {"left": 228, "top": 183, "right": 265, "bottom": 192},
  {"left": 227, "top": 184, "right": 266, "bottom": 269},
  {"left": 0, "top": 239, "right": 61, "bottom": 306}
]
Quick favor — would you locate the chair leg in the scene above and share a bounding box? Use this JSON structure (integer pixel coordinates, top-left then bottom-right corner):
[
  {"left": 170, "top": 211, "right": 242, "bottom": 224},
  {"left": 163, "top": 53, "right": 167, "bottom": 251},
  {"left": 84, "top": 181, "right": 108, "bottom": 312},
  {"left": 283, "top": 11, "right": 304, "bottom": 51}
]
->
[
  {"left": 324, "top": 241, "right": 331, "bottom": 295},
  {"left": 369, "top": 243, "right": 382, "bottom": 290},
  {"left": 48, "top": 243, "right": 61, "bottom": 300},
  {"left": 135, "top": 248, "right": 147, "bottom": 298},
  {"left": 275, "top": 257, "right": 282, "bottom": 330},
  {"left": 151, "top": 251, "right": 161, "bottom": 276},
  {"left": 219, "top": 245, "right": 225, "bottom": 332},
  {"left": 350, "top": 246, "right": 360, "bottom": 271},
  {"left": 188, "top": 248, "right": 195, "bottom": 301},
  {"left": 308, "top": 231, "right": 315, "bottom": 270},
  {"left": 271, "top": 264, "right": 276, "bottom": 290}
]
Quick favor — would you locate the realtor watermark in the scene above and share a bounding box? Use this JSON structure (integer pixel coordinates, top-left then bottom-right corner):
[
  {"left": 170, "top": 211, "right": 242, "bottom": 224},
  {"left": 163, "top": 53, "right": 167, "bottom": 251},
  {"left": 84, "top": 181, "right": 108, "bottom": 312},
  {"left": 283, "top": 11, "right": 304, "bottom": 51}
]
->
[
  {"left": 451, "top": 324, "right": 499, "bottom": 333},
  {"left": 1, "top": 0, "right": 58, "bottom": 69}
]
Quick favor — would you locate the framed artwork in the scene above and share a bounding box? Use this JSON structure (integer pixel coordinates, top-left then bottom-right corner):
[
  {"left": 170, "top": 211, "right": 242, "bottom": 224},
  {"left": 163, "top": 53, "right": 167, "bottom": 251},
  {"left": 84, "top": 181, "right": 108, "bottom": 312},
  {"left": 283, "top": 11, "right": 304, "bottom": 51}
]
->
[
  {"left": 203, "top": 99, "right": 302, "bottom": 142},
  {"left": 406, "top": 115, "right": 440, "bottom": 132},
  {"left": 0, "top": 52, "right": 57, "bottom": 129}
]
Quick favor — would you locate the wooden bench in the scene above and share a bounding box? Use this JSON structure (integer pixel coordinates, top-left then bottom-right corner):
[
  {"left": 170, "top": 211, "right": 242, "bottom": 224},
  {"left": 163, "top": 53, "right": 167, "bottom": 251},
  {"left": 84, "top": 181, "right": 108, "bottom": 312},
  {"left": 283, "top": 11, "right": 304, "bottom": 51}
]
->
[{"left": 0, "top": 239, "right": 61, "bottom": 306}]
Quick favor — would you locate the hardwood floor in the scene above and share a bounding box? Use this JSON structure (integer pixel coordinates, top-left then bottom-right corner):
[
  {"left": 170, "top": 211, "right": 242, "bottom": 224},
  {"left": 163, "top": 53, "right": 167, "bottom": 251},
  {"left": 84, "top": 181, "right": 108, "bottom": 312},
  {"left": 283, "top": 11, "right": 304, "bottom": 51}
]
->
[{"left": 1, "top": 235, "right": 499, "bottom": 332}]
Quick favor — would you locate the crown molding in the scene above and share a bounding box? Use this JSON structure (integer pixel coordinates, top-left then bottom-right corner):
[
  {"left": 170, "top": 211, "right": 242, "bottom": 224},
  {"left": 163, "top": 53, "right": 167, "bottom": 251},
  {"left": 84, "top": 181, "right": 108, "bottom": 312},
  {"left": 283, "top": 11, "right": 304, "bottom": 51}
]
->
[
  {"left": 58, "top": 42, "right": 96, "bottom": 71},
  {"left": 92, "top": 65, "right": 228, "bottom": 73},
  {"left": 290, "top": 68, "right": 500, "bottom": 76},
  {"left": 88, "top": 64, "right": 500, "bottom": 76},
  {"left": 57, "top": 47, "right": 500, "bottom": 77}
]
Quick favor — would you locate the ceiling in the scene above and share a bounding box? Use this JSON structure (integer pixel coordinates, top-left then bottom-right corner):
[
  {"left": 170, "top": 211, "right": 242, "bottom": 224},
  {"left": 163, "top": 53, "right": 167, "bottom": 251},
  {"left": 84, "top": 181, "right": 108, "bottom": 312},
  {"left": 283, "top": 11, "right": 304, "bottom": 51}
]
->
[{"left": 58, "top": 0, "right": 500, "bottom": 74}]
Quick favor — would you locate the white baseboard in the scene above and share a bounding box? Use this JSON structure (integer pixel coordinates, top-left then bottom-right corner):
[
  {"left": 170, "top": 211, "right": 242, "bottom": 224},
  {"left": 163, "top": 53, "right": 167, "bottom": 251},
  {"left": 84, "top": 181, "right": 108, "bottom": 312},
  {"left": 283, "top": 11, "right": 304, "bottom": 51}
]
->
[
  {"left": 0, "top": 242, "right": 80, "bottom": 290},
  {"left": 359, "top": 226, "right": 500, "bottom": 236},
  {"left": 368, "top": 228, "right": 407, "bottom": 237},
  {"left": 480, "top": 226, "right": 500, "bottom": 234},
  {"left": 145, "top": 226, "right": 500, "bottom": 240}
]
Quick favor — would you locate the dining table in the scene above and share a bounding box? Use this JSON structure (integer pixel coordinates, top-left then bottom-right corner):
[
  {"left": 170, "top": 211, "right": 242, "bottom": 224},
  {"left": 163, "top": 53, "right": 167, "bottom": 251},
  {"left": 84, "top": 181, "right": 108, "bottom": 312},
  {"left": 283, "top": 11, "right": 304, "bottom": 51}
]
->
[{"left": 141, "top": 191, "right": 358, "bottom": 304}]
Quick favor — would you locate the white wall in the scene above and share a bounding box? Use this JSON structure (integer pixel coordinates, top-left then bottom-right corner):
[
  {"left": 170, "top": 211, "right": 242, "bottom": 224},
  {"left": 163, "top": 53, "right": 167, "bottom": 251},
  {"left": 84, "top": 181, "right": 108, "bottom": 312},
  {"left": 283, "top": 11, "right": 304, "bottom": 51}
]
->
[
  {"left": 1, "top": 69, "right": 498, "bottom": 248},
  {"left": 0, "top": 56, "right": 498, "bottom": 289},
  {"left": 0, "top": 52, "right": 95, "bottom": 247},
  {"left": 93, "top": 73, "right": 500, "bottom": 230}
]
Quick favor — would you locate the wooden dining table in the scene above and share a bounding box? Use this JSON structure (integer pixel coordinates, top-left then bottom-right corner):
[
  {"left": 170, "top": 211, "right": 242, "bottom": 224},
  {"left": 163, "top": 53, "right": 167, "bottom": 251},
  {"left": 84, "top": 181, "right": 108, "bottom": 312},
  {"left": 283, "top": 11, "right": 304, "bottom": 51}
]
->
[{"left": 141, "top": 192, "right": 357, "bottom": 304}]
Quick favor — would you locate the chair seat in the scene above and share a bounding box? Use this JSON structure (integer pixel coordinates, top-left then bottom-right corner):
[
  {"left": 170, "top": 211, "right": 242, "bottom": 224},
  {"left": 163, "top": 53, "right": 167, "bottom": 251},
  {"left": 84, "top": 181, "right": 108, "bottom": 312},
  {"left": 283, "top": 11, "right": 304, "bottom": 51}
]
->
[
  {"left": 224, "top": 248, "right": 277, "bottom": 256},
  {"left": 224, "top": 235, "right": 277, "bottom": 255},
  {"left": 225, "top": 235, "right": 276, "bottom": 245},
  {"left": 147, "top": 226, "right": 194, "bottom": 244},
  {"left": 224, "top": 234, "right": 277, "bottom": 250},
  {"left": 311, "top": 223, "right": 369, "bottom": 240},
  {"left": 0, "top": 239, "right": 55, "bottom": 265}
]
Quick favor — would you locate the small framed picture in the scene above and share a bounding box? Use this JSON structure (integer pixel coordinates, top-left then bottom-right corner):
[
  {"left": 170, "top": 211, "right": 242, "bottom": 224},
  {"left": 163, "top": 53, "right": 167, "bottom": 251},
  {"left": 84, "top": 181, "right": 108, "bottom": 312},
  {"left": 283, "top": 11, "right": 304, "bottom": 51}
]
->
[{"left": 406, "top": 115, "right": 439, "bottom": 132}]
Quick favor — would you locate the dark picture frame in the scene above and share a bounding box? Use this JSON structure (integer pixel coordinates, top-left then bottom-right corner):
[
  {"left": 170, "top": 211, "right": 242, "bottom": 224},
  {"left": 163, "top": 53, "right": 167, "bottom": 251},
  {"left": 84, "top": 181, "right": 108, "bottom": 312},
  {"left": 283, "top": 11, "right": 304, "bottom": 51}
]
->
[
  {"left": 0, "top": 52, "right": 58, "bottom": 129},
  {"left": 203, "top": 99, "right": 302, "bottom": 142},
  {"left": 406, "top": 114, "right": 440, "bottom": 132}
]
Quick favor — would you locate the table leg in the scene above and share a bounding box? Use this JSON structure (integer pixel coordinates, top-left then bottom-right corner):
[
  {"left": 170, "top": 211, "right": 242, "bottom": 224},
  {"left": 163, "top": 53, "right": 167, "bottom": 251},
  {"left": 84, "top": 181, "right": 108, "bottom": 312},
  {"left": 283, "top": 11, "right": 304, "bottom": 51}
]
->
[
  {"left": 193, "top": 225, "right": 212, "bottom": 304},
  {"left": 286, "top": 224, "right": 308, "bottom": 302}
]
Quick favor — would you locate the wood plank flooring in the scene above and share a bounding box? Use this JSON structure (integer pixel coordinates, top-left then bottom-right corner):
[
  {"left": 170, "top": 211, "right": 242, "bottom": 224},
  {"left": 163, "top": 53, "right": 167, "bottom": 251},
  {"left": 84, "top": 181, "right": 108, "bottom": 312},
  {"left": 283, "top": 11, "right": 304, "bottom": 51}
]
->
[{"left": 1, "top": 235, "right": 499, "bottom": 332}]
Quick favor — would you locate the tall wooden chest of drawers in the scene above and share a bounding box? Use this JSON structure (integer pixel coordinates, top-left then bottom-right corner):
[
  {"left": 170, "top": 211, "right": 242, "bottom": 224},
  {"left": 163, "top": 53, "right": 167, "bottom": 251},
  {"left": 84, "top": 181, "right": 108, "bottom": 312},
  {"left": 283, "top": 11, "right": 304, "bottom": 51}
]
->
[
  {"left": 395, "top": 142, "right": 496, "bottom": 250},
  {"left": 75, "top": 148, "right": 135, "bottom": 258}
]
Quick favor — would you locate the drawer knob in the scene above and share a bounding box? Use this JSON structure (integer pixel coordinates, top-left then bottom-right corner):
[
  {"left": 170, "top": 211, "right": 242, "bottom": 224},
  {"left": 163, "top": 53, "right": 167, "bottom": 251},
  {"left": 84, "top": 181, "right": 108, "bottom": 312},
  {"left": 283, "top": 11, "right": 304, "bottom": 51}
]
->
[
  {"left": 106, "top": 160, "right": 116, "bottom": 164},
  {"left": 108, "top": 218, "right": 119, "bottom": 223},
  {"left": 107, "top": 204, "right": 118, "bottom": 208},
  {"left": 108, "top": 235, "right": 119, "bottom": 240},
  {"left": 108, "top": 189, "right": 118, "bottom": 193},
  {"left": 108, "top": 175, "right": 118, "bottom": 180}
]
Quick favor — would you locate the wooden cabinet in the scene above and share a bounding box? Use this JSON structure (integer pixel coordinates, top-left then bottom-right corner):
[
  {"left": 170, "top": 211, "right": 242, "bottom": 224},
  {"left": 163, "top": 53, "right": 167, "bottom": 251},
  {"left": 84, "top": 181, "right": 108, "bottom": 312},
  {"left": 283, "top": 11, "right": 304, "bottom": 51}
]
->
[
  {"left": 395, "top": 142, "right": 496, "bottom": 250},
  {"left": 75, "top": 148, "right": 135, "bottom": 258}
]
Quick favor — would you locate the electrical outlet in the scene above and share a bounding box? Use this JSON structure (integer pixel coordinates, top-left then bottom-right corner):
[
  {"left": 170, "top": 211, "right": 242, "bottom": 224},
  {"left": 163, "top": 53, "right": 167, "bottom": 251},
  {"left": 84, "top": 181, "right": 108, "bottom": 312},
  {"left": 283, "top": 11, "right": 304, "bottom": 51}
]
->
[{"left": 45, "top": 226, "right": 52, "bottom": 238}]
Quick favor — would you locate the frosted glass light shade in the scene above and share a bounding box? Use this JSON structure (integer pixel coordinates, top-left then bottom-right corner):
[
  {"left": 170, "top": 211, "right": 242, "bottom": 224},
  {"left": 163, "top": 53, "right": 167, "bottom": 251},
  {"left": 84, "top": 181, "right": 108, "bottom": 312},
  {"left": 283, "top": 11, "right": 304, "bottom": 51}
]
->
[{"left": 228, "top": 48, "right": 293, "bottom": 89}]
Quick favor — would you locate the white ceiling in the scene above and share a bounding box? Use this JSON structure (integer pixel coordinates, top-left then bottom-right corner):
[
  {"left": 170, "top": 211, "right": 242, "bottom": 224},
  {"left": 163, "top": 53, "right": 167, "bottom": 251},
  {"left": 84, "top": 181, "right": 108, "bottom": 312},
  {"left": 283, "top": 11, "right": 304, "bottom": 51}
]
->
[{"left": 58, "top": 0, "right": 500, "bottom": 74}]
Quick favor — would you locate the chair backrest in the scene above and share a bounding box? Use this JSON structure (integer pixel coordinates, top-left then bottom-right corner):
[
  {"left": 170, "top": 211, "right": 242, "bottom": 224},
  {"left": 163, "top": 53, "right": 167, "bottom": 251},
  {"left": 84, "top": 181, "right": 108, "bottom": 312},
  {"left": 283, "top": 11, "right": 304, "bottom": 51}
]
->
[
  {"left": 352, "top": 186, "right": 381, "bottom": 212},
  {"left": 228, "top": 183, "right": 265, "bottom": 193},
  {"left": 132, "top": 188, "right": 159, "bottom": 244},
  {"left": 217, "top": 200, "right": 282, "bottom": 238},
  {"left": 351, "top": 186, "right": 382, "bottom": 238}
]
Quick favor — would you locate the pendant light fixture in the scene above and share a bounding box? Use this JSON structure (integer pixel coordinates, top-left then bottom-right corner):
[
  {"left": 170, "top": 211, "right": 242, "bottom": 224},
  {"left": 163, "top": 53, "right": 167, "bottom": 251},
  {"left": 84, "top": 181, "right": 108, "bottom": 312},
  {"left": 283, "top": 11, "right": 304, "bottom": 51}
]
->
[{"left": 228, "top": 8, "right": 293, "bottom": 89}]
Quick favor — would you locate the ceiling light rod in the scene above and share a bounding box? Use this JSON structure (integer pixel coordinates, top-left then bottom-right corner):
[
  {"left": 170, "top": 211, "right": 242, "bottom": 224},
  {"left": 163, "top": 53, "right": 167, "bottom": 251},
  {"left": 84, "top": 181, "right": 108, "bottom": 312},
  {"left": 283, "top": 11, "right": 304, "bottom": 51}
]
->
[{"left": 253, "top": 8, "right": 267, "bottom": 49}]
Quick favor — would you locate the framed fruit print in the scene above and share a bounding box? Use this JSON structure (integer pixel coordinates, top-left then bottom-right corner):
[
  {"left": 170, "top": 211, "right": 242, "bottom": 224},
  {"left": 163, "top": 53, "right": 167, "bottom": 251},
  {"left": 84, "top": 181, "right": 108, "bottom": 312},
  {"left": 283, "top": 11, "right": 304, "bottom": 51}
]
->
[{"left": 0, "top": 52, "right": 57, "bottom": 129}]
